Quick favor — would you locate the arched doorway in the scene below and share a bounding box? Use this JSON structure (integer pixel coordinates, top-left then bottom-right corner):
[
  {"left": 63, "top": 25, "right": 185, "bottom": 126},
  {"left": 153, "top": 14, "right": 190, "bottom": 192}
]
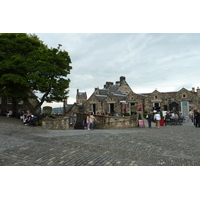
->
[{"left": 169, "top": 102, "right": 179, "bottom": 112}]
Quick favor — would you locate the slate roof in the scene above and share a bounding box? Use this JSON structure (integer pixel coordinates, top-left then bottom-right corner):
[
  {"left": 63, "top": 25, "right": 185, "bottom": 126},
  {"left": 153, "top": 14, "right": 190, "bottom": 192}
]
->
[
  {"left": 108, "top": 85, "right": 119, "bottom": 93},
  {"left": 99, "top": 89, "right": 109, "bottom": 95},
  {"left": 94, "top": 83, "right": 127, "bottom": 101},
  {"left": 65, "top": 104, "right": 74, "bottom": 113},
  {"left": 77, "top": 92, "right": 87, "bottom": 98},
  {"left": 95, "top": 95, "right": 107, "bottom": 102}
]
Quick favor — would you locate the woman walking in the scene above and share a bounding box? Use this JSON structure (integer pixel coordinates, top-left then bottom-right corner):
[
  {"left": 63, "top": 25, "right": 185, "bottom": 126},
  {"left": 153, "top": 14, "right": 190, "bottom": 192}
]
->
[{"left": 86, "top": 113, "right": 91, "bottom": 130}]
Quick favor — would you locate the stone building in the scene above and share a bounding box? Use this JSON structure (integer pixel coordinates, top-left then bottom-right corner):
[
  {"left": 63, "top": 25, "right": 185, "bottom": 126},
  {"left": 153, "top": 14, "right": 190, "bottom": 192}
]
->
[
  {"left": 0, "top": 96, "right": 40, "bottom": 116},
  {"left": 77, "top": 76, "right": 200, "bottom": 117},
  {"left": 76, "top": 89, "right": 87, "bottom": 104},
  {"left": 142, "top": 87, "right": 200, "bottom": 116},
  {"left": 81, "top": 76, "right": 145, "bottom": 116}
]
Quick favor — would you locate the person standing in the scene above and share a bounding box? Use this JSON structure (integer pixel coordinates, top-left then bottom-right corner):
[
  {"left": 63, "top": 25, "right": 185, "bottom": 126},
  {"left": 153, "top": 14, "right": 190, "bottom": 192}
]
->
[
  {"left": 188, "top": 110, "right": 194, "bottom": 122},
  {"left": 195, "top": 109, "right": 200, "bottom": 127},
  {"left": 154, "top": 111, "right": 161, "bottom": 129},
  {"left": 146, "top": 111, "right": 153, "bottom": 128},
  {"left": 86, "top": 113, "right": 91, "bottom": 130},
  {"left": 164, "top": 112, "right": 171, "bottom": 126},
  {"left": 90, "top": 113, "right": 96, "bottom": 130}
]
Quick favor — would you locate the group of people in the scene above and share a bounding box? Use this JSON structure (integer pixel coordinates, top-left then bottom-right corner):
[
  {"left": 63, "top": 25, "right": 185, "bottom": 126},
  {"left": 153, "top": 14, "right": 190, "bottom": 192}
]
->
[
  {"left": 83, "top": 112, "right": 96, "bottom": 130},
  {"left": 146, "top": 110, "right": 162, "bottom": 129},
  {"left": 146, "top": 110, "right": 185, "bottom": 129},
  {"left": 145, "top": 108, "right": 200, "bottom": 128},
  {"left": 19, "top": 110, "right": 37, "bottom": 126}
]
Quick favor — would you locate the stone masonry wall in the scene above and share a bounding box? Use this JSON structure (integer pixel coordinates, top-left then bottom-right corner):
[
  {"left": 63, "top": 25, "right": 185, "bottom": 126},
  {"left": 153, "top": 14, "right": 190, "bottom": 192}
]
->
[
  {"left": 42, "top": 117, "right": 69, "bottom": 130},
  {"left": 74, "top": 113, "right": 137, "bottom": 129}
]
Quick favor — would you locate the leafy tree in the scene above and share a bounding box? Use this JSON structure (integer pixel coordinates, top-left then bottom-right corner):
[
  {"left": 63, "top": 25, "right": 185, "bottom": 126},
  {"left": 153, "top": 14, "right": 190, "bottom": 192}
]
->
[
  {"left": 138, "top": 113, "right": 142, "bottom": 120},
  {"left": 0, "top": 33, "right": 72, "bottom": 114}
]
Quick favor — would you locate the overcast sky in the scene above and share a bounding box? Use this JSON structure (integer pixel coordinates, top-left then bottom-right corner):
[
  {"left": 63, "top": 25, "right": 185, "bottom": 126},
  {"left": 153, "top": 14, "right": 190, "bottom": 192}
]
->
[
  {"left": 3, "top": 0, "right": 200, "bottom": 108},
  {"left": 36, "top": 33, "right": 200, "bottom": 107},
  {"left": 3, "top": 0, "right": 200, "bottom": 196}
]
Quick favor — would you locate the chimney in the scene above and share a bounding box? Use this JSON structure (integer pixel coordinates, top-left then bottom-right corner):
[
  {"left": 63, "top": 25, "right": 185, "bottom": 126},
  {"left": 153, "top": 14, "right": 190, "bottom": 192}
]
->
[
  {"left": 120, "top": 76, "right": 126, "bottom": 86},
  {"left": 192, "top": 87, "right": 195, "bottom": 92},
  {"left": 197, "top": 87, "right": 200, "bottom": 97},
  {"left": 94, "top": 87, "right": 99, "bottom": 94},
  {"left": 104, "top": 82, "right": 113, "bottom": 89},
  {"left": 116, "top": 81, "right": 120, "bottom": 86}
]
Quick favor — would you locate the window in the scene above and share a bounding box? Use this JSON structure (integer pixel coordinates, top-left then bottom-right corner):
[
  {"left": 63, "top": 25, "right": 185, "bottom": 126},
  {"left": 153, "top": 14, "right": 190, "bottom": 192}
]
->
[
  {"left": 18, "top": 100, "right": 23, "bottom": 105},
  {"left": 183, "top": 94, "right": 186, "bottom": 98},
  {"left": 7, "top": 97, "right": 12, "bottom": 104},
  {"left": 153, "top": 102, "right": 160, "bottom": 110},
  {"left": 155, "top": 96, "right": 157, "bottom": 99}
]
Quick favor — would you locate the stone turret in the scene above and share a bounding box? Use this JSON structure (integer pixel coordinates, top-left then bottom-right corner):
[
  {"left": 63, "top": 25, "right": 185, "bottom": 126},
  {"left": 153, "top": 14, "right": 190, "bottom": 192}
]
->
[
  {"left": 192, "top": 87, "right": 195, "bottom": 92},
  {"left": 76, "top": 89, "right": 87, "bottom": 104}
]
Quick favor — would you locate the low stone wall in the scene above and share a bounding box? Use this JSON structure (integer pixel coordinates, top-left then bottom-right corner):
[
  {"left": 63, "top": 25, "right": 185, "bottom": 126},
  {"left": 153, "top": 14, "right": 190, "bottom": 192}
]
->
[
  {"left": 42, "top": 117, "right": 69, "bottom": 130},
  {"left": 74, "top": 113, "right": 137, "bottom": 129}
]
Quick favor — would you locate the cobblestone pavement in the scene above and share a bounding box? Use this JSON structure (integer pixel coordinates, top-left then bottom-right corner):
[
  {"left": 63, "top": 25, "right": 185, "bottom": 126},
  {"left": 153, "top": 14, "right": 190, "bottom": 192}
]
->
[{"left": 0, "top": 116, "right": 200, "bottom": 166}]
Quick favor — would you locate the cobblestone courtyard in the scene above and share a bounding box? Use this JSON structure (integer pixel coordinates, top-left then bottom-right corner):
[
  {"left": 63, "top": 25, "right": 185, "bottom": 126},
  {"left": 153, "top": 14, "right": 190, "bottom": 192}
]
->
[{"left": 0, "top": 116, "right": 200, "bottom": 166}]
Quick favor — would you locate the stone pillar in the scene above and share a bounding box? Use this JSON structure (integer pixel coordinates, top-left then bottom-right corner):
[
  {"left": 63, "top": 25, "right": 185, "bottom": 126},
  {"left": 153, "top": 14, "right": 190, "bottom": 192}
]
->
[{"left": 43, "top": 106, "right": 52, "bottom": 115}]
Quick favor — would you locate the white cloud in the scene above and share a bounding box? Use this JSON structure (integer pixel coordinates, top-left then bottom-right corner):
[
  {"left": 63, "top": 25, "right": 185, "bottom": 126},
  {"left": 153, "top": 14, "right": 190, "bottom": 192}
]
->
[{"left": 35, "top": 33, "right": 200, "bottom": 106}]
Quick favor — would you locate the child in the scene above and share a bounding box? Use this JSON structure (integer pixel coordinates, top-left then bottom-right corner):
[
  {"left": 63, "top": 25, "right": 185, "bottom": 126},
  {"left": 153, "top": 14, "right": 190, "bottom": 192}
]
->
[{"left": 83, "top": 119, "right": 88, "bottom": 130}]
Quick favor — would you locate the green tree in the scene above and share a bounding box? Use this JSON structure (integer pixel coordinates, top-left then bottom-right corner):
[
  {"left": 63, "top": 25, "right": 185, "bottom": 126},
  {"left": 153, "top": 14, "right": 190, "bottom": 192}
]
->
[{"left": 0, "top": 33, "right": 72, "bottom": 114}]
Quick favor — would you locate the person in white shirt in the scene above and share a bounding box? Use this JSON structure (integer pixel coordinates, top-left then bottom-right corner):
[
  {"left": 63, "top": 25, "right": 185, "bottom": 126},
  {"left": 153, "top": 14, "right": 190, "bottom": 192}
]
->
[
  {"left": 154, "top": 111, "right": 161, "bottom": 129},
  {"left": 6, "top": 110, "right": 12, "bottom": 117},
  {"left": 90, "top": 113, "right": 96, "bottom": 130}
]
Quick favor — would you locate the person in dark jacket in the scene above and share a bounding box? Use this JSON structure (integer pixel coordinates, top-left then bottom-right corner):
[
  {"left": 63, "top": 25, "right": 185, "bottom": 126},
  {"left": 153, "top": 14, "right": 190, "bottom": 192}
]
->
[
  {"left": 164, "top": 112, "right": 171, "bottom": 126},
  {"left": 146, "top": 111, "right": 153, "bottom": 128},
  {"left": 195, "top": 109, "right": 200, "bottom": 127}
]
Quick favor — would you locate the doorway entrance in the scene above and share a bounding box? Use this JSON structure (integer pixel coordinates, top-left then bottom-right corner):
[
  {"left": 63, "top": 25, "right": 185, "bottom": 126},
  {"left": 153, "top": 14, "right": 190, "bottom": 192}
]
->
[
  {"left": 109, "top": 103, "right": 115, "bottom": 114},
  {"left": 169, "top": 102, "right": 179, "bottom": 112},
  {"left": 91, "top": 104, "right": 96, "bottom": 114},
  {"left": 181, "top": 101, "right": 189, "bottom": 117}
]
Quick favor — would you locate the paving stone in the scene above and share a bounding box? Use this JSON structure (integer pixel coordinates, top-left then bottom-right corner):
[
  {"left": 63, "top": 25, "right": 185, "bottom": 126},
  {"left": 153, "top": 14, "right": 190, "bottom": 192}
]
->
[{"left": 1, "top": 116, "right": 200, "bottom": 166}]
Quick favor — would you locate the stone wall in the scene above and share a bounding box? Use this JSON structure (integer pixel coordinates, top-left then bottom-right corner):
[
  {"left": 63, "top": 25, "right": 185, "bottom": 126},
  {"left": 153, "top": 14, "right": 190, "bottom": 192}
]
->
[
  {"left": 74, "top": 113, "right": 137, "bottom": 129},
  {"left": 95, "top": 115, "right": 137, "bottom": 129},
  {"left": 42, "top": 117, "right": 69, "bottom": 130}
]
